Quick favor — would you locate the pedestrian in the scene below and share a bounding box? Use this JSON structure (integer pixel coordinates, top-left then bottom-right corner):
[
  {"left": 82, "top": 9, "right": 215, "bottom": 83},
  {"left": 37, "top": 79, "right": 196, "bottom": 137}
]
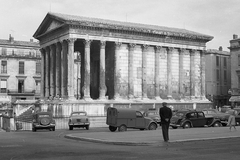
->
[
  {"left": 159, "top": 102, "right": 172, "bottom": 142},
  {"left": 227, "top": 107, "right": 237, "bottom": 131}
]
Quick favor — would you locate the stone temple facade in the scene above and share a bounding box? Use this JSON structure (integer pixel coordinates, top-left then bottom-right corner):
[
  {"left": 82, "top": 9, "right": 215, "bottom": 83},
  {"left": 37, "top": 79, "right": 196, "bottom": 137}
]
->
[{"left": 33, "top": 12, "right": 213, "bottom": 103}]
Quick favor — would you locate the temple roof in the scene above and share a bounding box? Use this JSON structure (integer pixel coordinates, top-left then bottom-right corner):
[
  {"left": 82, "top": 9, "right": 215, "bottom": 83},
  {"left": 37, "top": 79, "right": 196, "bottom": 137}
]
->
[{"left": 33, "top": 12, "right": 213, "bottom": 42}]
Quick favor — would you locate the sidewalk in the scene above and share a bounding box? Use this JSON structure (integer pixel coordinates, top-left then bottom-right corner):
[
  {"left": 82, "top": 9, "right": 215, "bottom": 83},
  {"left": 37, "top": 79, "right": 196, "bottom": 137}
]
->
[{"left": 65, "top": 126, "right": 240, "bottom": 146}]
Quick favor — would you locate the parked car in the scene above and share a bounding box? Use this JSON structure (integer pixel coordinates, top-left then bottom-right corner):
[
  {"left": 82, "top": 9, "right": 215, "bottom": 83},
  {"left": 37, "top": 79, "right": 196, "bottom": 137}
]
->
[
  {"left": 68, "top": 111, "right": 90, "bottom": 130},
  {"left": 106, "top": 107, "right": 158, "bottom": 132},
  {"left": 170, "top": 110, "right": 222, "bottom": 129},
  {"left": 143, "top": 109, "right": 160, "bottom": 124},
  {"left": 202, "top": 109, "right": 230, "bottom": 126},
  {"left": 32, "top": 112, "right": 56, "bottom": 132}
]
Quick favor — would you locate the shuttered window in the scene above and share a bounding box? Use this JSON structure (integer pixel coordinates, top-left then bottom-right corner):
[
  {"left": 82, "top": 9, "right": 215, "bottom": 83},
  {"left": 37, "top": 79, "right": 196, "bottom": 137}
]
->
[
  {"left": 1, "top": 60, "right": 7, "bottom": 73},
  {"left": 19, "top": 61, "right": 24, "bottom": 74}
]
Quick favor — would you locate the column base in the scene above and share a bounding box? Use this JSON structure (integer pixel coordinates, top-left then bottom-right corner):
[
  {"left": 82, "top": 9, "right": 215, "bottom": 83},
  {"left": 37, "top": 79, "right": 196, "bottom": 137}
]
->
[
  {"left": 68, "top": 95, "right": 76, "bottom": 101},
  {"left": 167, "top": 95, "right": 173, "bottom": 100},
  {"left": 83, "top": 95, "right": 92, "bottom": 101},
  {"left": 155, "top": 97, "right": 162, "bottom": 101}
]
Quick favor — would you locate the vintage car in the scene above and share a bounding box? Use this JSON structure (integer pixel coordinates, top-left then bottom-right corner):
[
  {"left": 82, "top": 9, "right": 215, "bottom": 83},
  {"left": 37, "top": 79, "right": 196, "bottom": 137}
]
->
[
  {"left": 106, "top": 107, "right": 158, "bottom": 132},
  {"left": 68, "top": 111, "right": 90, "bottom": 130},
  {"left": 143, "top": 109, "right": 161, "bottom": 124},
  {"left": 32, "top": 112, "right": 56, "bottom": 132},
  {"left": 202, "top": 109, "right": 230, "bottom": 126},
  {"left": 170, "top": 110, "right": 222, "bottom": 129}
]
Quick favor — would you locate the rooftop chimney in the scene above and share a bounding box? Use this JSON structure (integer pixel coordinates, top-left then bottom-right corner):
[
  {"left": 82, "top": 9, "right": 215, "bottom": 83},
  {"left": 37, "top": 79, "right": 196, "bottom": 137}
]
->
[
  {"left": 9, "top": 34, "right": 14, "bottom": 42},
  {"left": 219, "top": 46, "right": 223, "bottom": 51},
  {"left": 233, "top": 34, "right": 238, "bottom": 39}
]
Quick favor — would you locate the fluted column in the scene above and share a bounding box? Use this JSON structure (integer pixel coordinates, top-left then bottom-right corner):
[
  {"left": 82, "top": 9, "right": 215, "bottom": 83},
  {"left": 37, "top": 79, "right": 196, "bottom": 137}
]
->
[
  {"left": 128, "top": 43, "right": 135, "bottom": 99},
  {"left": 61, "top": 41, "right": 68, "bottom": 98},
  {"left": 83, "top": 39, "right": 92, "bottom": 100},
  {"left": 167, "top": 47, "right": 173, "bottom": 99},
  {"left": 40, "top": 48, "right": 45, "bottom": 99},
  {"left": 190, "top": 49, "right": 196, "bottom": 99},
  {"left": 200, "top": 50, "right": 207, "bottom": 100},
  {"left": 114, "top": 42, "right": 122, "bottom": 99},
  {"left": 45, "top": 47, "right": 50, "bottom": 98},
  {"left": 155, "top": 46, "right": 162, "bottom": 100},
  {"left": 50, "top": 44, "right": 56, "bottom": 97},
  {"left": 142, "top": 44, "right": 148, "bottom": 99},
  {"left": 67, "top": 38, "right": 76, "bottom": 100},
  {"left": 55, "top": 42, "right": 62, "bottom": 97},
  {"left": 179, "top": 48, "right": 185, "bottom": 98},
  {"left": 99, "top": 40, "right": 107, "bottom": 99}
]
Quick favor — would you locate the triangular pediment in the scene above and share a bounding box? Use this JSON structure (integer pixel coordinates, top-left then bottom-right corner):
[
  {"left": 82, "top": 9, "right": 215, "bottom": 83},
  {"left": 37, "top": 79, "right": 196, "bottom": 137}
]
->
[
  {"left": 46, "top": 20, "right": 62, "bottom": 32},
  {"left": 33, "top": 13, "right": 65, "bottom": 39}
]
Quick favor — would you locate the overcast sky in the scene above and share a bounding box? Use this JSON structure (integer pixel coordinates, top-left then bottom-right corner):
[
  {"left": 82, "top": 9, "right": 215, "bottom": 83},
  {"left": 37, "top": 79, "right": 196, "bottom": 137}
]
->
[{"left": 0, "top": 0, "right": 239, "bottom": 51}]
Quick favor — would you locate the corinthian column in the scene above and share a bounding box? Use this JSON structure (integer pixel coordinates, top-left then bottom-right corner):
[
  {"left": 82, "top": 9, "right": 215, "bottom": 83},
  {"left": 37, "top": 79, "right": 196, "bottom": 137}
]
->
[
  {"left": 128, "top": 43, "right": 135, "bottom": 99},
  {"left": 45, "top": 47, "right": 50, "bottom": 98},
  {"left": 190, "top": 49, "right": 196, "bottom": 99},
  {"left": 167, "top": 47, "right": 173, "bottom": 99},
  {"left": 155, "top": 46, "right": 162, "bottom": 100},
  {"left": 50, "top": 44, "right": 56, "bottom": 97},
  {"left": 56, "top": 42, "right": 62, "bottom": 97},
  {"left": 61, "top": 41, "right": 68, "bottom": 98},
  {"left": 83, "top": 39, "right": 92, "bottom": 100},
  {"left": 142, "top": 44, "right": 148, "bottom": 99},
  {"left": 179, "top": 48, "right": 185, "bottom": 99},
  {"left": 99, "top": 40, "right": 107, "bottom": 100},
  {"left": 200, "top": 50, "right": 207, "bottom": 100},
  {"left": 66, "top": 38, "right": 76, "bottom": 100},
  {"left": 40, "top": 48, "right": 45, "bottom": 99},
  {"left": 114, "top": 42, "right": 122, "bottom": 100}
]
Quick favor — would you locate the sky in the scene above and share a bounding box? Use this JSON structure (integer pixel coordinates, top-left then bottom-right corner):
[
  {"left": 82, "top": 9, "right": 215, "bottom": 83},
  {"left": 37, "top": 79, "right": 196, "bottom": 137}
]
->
[{"left": 0, "top": 0, "right": 239, "bottom": 51}]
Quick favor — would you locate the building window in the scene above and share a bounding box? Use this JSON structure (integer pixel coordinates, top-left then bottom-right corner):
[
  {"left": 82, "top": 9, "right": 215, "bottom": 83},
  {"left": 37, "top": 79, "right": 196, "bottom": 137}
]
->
[
  {"left": 238, "top": 55, "right": 240, "bottom": 66},
  {"left": 224, "top": 70, "right": 227, "bottom": 82},
  {"left": 18, "top": 80, "right": 24, "bottom": 93},
  {"left": 216, "top": 56, "right": 219, "bottom": 67},
  {"left": 0, "top": 79, "right": 7, "bottom": 93},
  {"left": 1, "top": 61, "right": 7, "bottom": 73},
  {"left": 223, "top": 57, "right": 227, "bottom": 68},
  {"left": 1, "top": 48, "right": 7, "bottom": 55},
  {"left": 35, "top": 80, "right": 41, "bottom": 94},
  {"left": 19, "top": 61, "right": 24, "bottom": 74},
  {"left": 216, "top": 69, "right": 220, "bottom": 81},
  {"left": 36, "top": 61, "right": 41, "bottom": 75}
]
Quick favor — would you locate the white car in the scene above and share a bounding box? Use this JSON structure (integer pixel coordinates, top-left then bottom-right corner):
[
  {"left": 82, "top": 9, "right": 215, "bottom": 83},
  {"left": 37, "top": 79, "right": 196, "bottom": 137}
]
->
[{"left": 68, "top": 111, "right": 90, "bottom": 130}]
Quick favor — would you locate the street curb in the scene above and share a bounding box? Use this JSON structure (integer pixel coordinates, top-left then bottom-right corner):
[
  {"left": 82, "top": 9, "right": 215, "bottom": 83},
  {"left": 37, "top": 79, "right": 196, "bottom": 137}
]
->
[
  {"left": 64, "top": 134, "right": 240, "bottom": 146},
  {"left": 64, "top": 135, "right": 153, "bottom": 146}
]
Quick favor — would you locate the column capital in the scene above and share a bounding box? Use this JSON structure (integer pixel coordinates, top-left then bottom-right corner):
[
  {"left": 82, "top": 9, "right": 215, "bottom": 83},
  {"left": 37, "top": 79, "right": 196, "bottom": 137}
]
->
[
  {"left": 142, "top": 44, "right": 149, "bottom": 51},
  {"left": 128, "top": 43, "right": 136, "bottom": 49},
  {"left": 155, "top": 46, "right": 162, "bottom": 52},
  {"left": 167, "top": 47, "right": 174, "bottom": 52},
  {"left": 115, "top": 42, "right": 122, "bottom": 49},
  {"left": 179, "top": 48, "right": 186, "bottom": 54},
  {"left": 84, "top": 39, "right": 92, "bottom": 48},
  {"left": 66, "top": 38, "right": 77, "bottom": 45},
  {"left": 190, "top": 49, "right": 197, "bottom": 54},
  {"left": 99, "top": 40, "right": 106, "bottom": 49}
]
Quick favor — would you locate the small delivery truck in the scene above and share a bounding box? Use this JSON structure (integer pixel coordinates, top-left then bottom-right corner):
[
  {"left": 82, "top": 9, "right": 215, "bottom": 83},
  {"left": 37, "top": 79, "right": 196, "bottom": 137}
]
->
[{"left": 106, "top": 107, "right": 158, "bottom": 132}]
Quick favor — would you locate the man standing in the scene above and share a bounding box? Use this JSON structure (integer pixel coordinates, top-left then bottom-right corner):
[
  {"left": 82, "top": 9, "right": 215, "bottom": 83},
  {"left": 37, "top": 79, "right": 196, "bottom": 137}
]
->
[{"left": 159, "top": 102, "right": 172, "bottom": 142}]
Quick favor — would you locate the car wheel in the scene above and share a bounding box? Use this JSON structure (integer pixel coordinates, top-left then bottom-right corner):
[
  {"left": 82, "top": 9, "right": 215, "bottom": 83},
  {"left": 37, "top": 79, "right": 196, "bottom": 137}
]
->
[
  {"left": 32, "top": 127, "right": 36, "bottom": 132},
  {"left": 172, "top": 126, "right": 178, "bottom": 129},
  {"left": 118, "top": 124, "right": 127, "bottom": 132},
  {"left": 139, "top": 128, "right": 145, "bottom": 131},
  {"left": 52, "top": 127, "right": 55, "bottom": 131},
  {"left": 213, "top": 122, "right": 222, "bottom": 127},
  {"left": 69, "top": 126, "right": 73, "bottom": 130},
  {"left": 86, "top": 125, "right": 89, "bottom": 130},
  {"left": 183, "top": 122, "right": 191, "bottom": 129},
  {"left": 109, "top": 126, "right": 117, "bottom": 132},
  {"left": 148, "top": 123, "right": 157, "bottom": 130}
]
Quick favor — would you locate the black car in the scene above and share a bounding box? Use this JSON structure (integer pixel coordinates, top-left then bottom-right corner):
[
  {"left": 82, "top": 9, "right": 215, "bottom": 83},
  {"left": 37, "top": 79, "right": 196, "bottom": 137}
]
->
[
  {"left": 32, "top": 112, "right": 56, "bottom": 132},
  {"left": 170, "top": 110, "right": 222, "bottom": 129}
]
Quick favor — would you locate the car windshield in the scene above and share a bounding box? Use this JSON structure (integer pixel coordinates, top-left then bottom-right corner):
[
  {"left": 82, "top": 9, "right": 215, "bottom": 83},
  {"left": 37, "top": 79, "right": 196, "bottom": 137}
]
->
[
  {"left": 148, "top": 112, "right": 157, "bottom": 116},
  {"left": 72, "top": 112, "right": 86, "bottom": 116}
]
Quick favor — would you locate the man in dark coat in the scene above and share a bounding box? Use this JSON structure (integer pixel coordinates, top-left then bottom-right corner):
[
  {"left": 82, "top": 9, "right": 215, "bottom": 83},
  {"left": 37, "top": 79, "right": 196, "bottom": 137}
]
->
[{"left": 159, "top": 102, "right": 172, "bottom": 142}]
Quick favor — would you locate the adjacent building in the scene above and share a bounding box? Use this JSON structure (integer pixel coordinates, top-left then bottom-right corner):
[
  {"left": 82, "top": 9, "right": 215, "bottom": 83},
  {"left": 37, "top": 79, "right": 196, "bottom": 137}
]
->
[
  {"left": 205, "top": 47, "right": 231, "bottom": 108},
  {"left": 0, "top": 35, "right": 41, "bottom": 103},
  {"left": 33, "top": 12, "right": 213, "bottom": 103},
  {"left": 229, "top": 34, "right": 240, "bottom": 106}
]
